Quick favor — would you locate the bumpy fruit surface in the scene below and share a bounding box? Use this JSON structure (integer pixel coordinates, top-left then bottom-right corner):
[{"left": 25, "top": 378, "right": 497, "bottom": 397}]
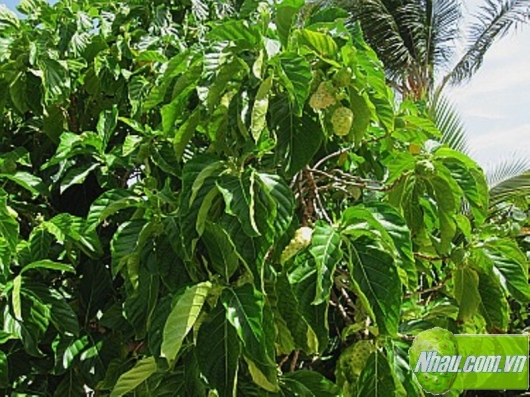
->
[
  {"left": 280, "top": 226, "right": 313, "bottom": 264},
  {"left": 309, "top": 82, "right": 336, "bottom": 110},
  {"left": 450, "top": 248, "right": 466, "bottom": 265},
  {"left": 331, "top": 107, "right": 354, "bottom": 136},
  {"left": 339, "top": 341, "right": 376, "bottom": 379},
  {"left": 409, "top": 328, "right": 458, "bottom": 395}
]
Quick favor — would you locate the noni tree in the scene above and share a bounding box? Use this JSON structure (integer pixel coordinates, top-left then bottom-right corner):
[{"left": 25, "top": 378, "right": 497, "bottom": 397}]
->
[{"left": 0, "top": 1, "right": 529, "bottom": 396}]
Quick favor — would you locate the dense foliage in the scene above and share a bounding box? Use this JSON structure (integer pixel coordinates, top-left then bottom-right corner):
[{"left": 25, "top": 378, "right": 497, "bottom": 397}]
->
[{"left": 0, "top": 0, "right": 529, "bottom": 396}]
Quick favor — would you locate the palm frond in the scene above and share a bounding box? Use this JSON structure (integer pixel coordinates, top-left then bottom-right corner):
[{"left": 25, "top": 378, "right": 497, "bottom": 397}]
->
[
  {"left": 429, "top": 94, "right": 470, "bottom": 154},
  {"left": 486, "top": 156, "right": 530, "bottom": 206},
  {"left": 442, "top": 0, "right": 530, "bottom": 88},
  {"left": 339, "top": 0, "right": 416, "bottom": 83}
]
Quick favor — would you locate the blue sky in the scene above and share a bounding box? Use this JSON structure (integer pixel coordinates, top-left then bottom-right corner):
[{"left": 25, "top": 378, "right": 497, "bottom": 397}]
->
[{"left": 2, "top": 0, "right": 529, "bottom": 170}]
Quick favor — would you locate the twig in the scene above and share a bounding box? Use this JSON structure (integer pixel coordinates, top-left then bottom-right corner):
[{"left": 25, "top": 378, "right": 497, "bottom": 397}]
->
[
  {"left": 290, "top": 350, "right": 299, "bottom": 373},
  {"left": 332, "top": 289, "right": 352, "bottom": 325},
  {"left": 313, "top": 146, "right": 355, "bottom": 170},
  {"left": 413, "top": 252, "right": 450, "bottom": 261}
]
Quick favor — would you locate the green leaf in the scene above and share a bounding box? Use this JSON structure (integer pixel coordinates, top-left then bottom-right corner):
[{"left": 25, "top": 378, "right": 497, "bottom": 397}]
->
[
  {"left": 217, "top": 172, "right": 261, "bottom": 237},
  {"left": 276, "top": 53, "right": 312, "bottom": 116},
  {"left": 250, "top": 75, "right": 273, "bottom": 141},
  {"left": 12, "top": 275, "right": 22, "bottom": 321},
  {"left": 161, "top": 282, "right": 211, "bottom": 362},
  {"left": 110, "top": 356, "right": 157, "bottom": 397},
  {"left": 60, "top": 163, "right": 100, "bottom": 194},
  {"left": 348, "top": 237, "right": 402, "bottom": 336},
  {"left": 275, "top": 0, "right": 304, "bottom": 46},
  {"left": 174, "top": 109, "right": 200, "bottom": 159},
  {"left": 478, "top": 270, "right": 509, "bottom": 333},
  {"left": 110, "top": 220, "right": 147, "bottom": 276},
  {"left": 21, "top": 260, "right": 75, "bottom": 275},
  {"left": 298, "top": 29, "right": 338, "bottom": 59},
  {"left": 0, "top": 171, "right": 48, "bottom": 196},
  {"left": 364, "top": 202, "right": 417, "bottom": 288},
  {"left": 29, "top": 227, "right": 52, "bottom": 261},
  {"left": 97, "top": 106, "right": 118, "bottom": 150},
  {"left": 0, "top": 350, "right": 8, "bottom": 388},
  {"left": 39, "top": 58, "right": 69, "bottom": 104},
  {"left": 257, "top": 173, "right": 295, "bottom": 237},
  {"left": 86, "top": 189, "right": 142, "bottom": 231},
  {"left": 276, "top": 273, "right": 319, "bottom": 353},
  {"left": 0, "top": 190, "right": 19, "bottom": 251},
  {"left": 484, "top": 239, "right": 530, "bottom": 302},
  {"left": 356, "top": 351, "right": 397, "bottom": 397},
  {"left": 310, "top": 222, "right": 342, "bottom": 305},
  {"left": 0, "top": 4, "right": 19, "bottom": 29},
  {"left": 283, "top": 370, "right": 340, "bottom": 397},
  {"left": 349, "top": 88, "right": 373, "bottom": 145},
  {"left": 289, "top": 262, "right": 329, "bottom": 353},
  {"left": 202, "top": 221, "right": 239, "bottom": 281},
  {"left": 453, "top": 267, "right": 481, "bottom": 322},
  {"left": 208, "top": 20, "right": 259, "bottom": 47},
  {"left": 222, "top": 285, "right": 277, "bottom": 383},
  {"left": 196, "top": 304, "right": 241, "bottom": 397},
  {"left": 271, "top": 96, "right": 323, "bottom": 177}
]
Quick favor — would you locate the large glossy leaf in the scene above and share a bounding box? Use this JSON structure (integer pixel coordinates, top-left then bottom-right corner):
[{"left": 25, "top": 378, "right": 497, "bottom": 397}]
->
[
  {"left": 86, "top": 189, "right": 142, "bottom": 231},
  {"left": 275, "top": 0, "right": 305, "bottom": 46},
  {"left": 221, "top": 285, "right": 277, "bottom": 386},
  {"left": 217, "top": 171, "right": 261, "bottom": 237},
  {"left": 276, "top": 273, "right": 319, "bottom": 353},
  {"left": 197, "top": 304, "right": 241, "bottom": 397},
  {"left": 289, "top": 261, "right": 329, "bottom": 353},
  {"left": 161, "top": 281, "right": 211, "bottom": 363},
  {"left": 478, "top": 269, "right": 509, "bottom": 333},
  {"left": 250, "top": 76, "right": 273, "bottom": 141},
  {"left": 0, "top": 189, "right": 19, "bottom": 251},
  {"left": 0, "top": 172, "right": 48, "bottom": 196},
  {"left": 348, "top": 237, "right": 402, "bottom": 336},
  {"left": 0, "top": 350, "right": 8, "bottom": 388},
  {"left": 276, "top": 53, "right": 312, "bottom": 115},
  {"left": 364, "top": 202, "right": 417, "bottom": 288},
  {"left": 453, "top": 267, "right": 481, "bottom": 322},
  {"left": 356, "top": 351, "right": 397, "bottom": 397},
  {"left": 20, "top": 260, "right": 75, "bottom": 275},
  {"left": 282, "top": 370, "right": 340, "bottom": 396},
  {"left": 484, "top": 239, "right": 530, "bottom": 303},
  {"left": 310, "top": 222, "right": 342, "bottom": 305},
  {"left": 271, "top": 96, "right": 323, "bottom": 177},
  {"left": 297, "top": 29, "right": 338, "bottom": 59},
  {"left": 110, "top": 356, "right": 157, "bottom": 397},
  {"left": 202, "top": 221, "right": 239, "bottom": 280}
]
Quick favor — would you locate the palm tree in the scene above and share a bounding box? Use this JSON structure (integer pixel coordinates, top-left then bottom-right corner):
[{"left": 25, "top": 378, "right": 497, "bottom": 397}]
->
[{"left": 333, "top": 0, "right": 530, "bottom": 99}]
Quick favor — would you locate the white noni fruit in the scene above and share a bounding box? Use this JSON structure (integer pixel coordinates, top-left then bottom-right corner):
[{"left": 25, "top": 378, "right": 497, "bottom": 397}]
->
[
  {"left": 309, "top": 82, "right": 336, "bottom": 110},
  {"left": 331, "top": 106, "right": 354, "bottom": 136},
  {"left": 280, "top": 226, "right": 313, "bottom": 264}
]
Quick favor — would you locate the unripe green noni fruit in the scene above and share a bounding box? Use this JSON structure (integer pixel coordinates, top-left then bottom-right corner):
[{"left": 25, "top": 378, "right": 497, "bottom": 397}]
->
[
  {"left": 333, "top": 67, "right": 352, "bottom": 87},
  {"left": 450, "top": 248, "right": 466, "bottom": 265},
  {"left": 280, "top": 226, "right": 313, "bottom": 264},
  {"left": 309, "top": 82, "right": 336, "bottom": 110},
  {"left": 409, "top": 327, "right": 458, "bottom": 395},
  {"left": 338, "top": 340, "right": 376, "bottom": 380},
  {"left": 331, "top": 106, "right": 354, "bottom": 136}
]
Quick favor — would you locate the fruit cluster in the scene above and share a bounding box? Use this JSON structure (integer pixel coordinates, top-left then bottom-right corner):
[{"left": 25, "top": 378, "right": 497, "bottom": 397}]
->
[{"left": 309, "top": 82, "right": 337, "bottom": 110}]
